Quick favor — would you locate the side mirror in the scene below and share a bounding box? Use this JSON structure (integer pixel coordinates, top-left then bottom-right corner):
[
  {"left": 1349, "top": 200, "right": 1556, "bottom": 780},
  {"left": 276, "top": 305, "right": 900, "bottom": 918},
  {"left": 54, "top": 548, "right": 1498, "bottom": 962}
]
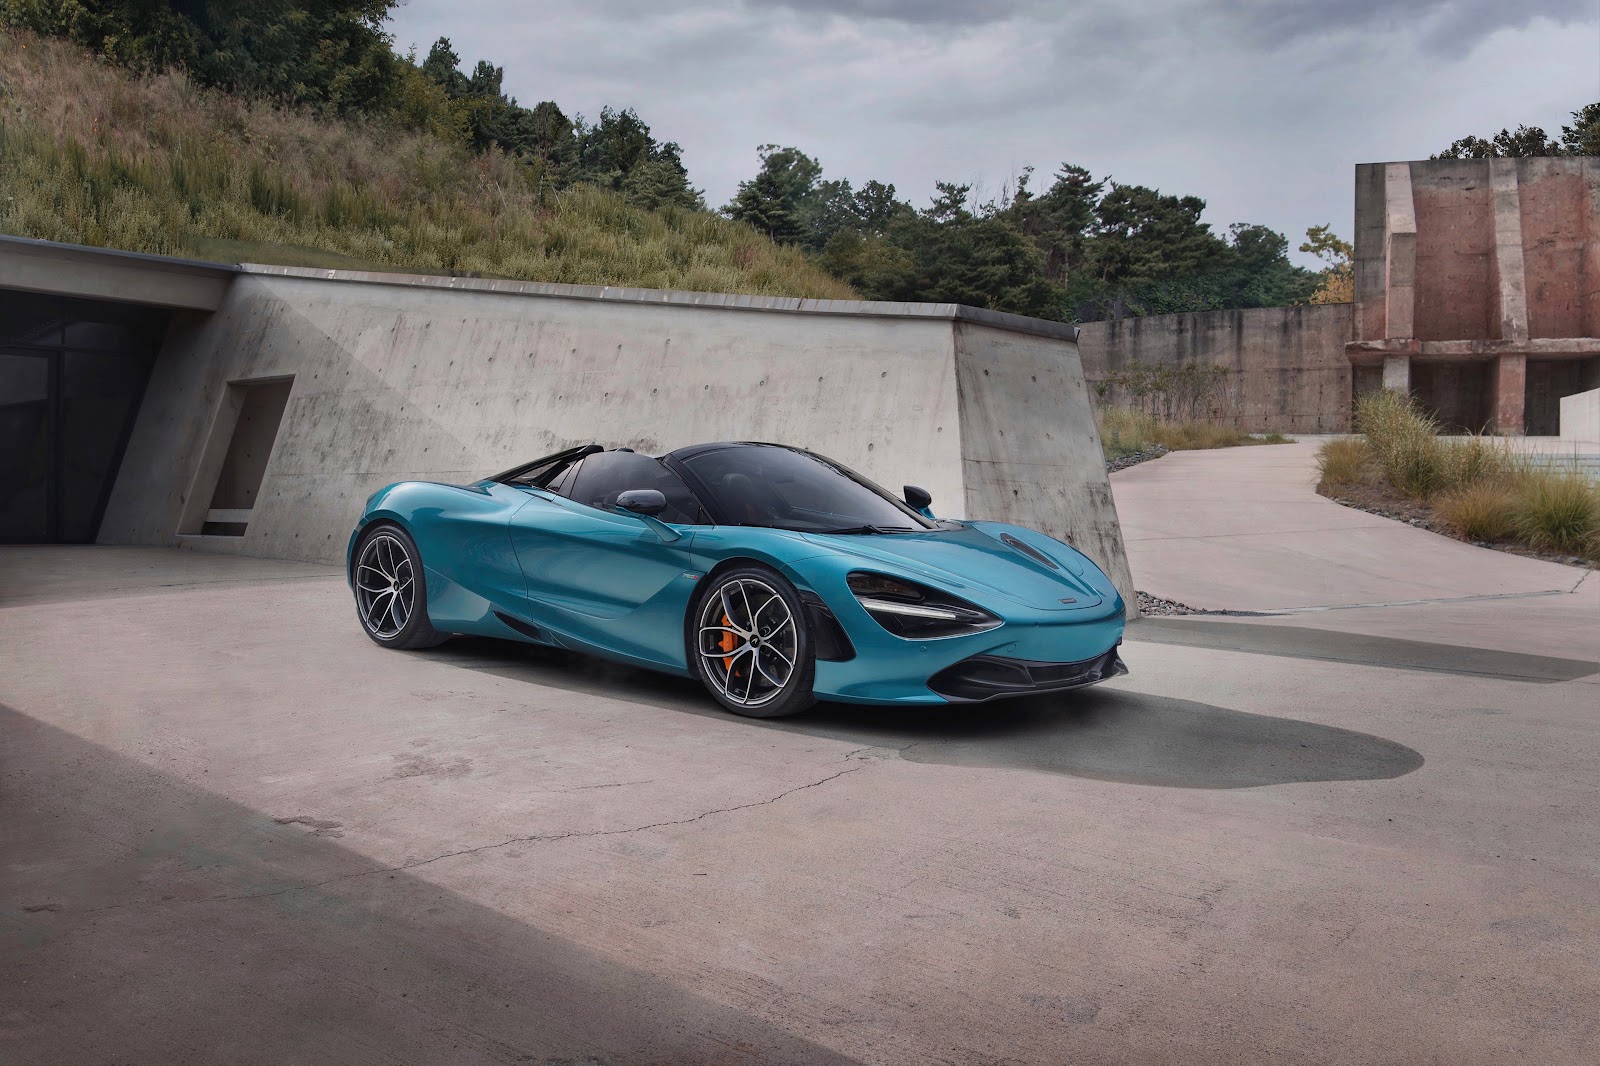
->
[
  {"left": 615, "top": 489, "right": 667, "bottom": 516},
  {"left": 903, "top": 485, "right": 933, "bottom": 511}
]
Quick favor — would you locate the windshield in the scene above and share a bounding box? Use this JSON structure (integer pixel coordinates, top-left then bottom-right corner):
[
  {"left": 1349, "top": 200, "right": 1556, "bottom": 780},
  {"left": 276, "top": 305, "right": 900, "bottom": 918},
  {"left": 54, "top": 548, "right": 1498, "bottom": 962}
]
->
[{"left": 681, "top": 445, "right": 933, "bottom": 533}]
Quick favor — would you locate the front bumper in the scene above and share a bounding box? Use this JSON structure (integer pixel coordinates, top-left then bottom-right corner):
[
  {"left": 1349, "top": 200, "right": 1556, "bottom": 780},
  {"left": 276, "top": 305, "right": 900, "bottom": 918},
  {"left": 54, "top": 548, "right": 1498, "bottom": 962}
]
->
[
  {"left": 786, "top": 552, "right": 1126, "bottom": 706},
  {"left": 927, "top": 645, "right": 1128, "bottom": 702}
]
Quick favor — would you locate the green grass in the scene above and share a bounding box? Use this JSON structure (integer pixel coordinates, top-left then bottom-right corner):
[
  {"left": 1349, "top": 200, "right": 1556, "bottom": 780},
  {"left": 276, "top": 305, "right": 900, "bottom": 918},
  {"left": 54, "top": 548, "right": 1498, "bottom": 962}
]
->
[
  {"left": 0, "top": 31, "right": 856, "bottom": 297},
  {"left": 1100, "top": 406, "right": 1291, "bottom": 460},
  {"left": 1320, "top": 391, "right": 1600, "bottom": 560}
]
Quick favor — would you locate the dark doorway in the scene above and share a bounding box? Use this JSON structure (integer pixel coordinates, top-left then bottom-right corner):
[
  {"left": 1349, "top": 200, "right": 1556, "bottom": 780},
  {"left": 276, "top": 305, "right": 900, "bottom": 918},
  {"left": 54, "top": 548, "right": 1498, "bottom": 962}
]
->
[
  {"left": 0, "top": 292, "right": 168, "bottom": 543},
  {"left": 1411, "top": 361, "right": 1492, "bottom": 434},
  {"left": 1525, "top": 359, "right": 1586, "bottom": 437}
]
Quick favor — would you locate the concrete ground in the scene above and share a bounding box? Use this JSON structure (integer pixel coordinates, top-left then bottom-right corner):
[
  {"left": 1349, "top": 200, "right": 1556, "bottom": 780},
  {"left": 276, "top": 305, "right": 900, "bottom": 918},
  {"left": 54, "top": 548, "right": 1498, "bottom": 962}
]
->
[{"left": 3, "top": 446, "right": 1598, "bottom": 1064}]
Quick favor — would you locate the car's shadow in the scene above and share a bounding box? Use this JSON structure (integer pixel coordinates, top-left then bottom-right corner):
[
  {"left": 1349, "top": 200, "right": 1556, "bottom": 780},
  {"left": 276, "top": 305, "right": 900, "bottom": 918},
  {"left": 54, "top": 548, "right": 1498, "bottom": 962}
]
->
[{"left": 428, "top": 638, "right": 1423, "bottom": 790}]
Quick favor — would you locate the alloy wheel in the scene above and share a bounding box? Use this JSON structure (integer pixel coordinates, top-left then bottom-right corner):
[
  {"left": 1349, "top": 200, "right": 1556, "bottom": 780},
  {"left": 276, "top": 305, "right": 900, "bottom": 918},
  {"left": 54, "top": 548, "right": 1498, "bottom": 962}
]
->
[
  {"left": 696, "top": 577, "right": 799, "bottom": 708},
  {"left": 355, "top": 532, "right": 415, "bottom": 639}
]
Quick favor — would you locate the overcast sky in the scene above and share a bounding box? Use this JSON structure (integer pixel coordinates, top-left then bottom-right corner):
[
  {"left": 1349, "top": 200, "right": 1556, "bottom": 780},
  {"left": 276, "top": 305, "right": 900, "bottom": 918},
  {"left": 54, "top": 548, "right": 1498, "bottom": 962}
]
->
[{"left": 389, "top": 0, "right": 1600, "bottom": 266}]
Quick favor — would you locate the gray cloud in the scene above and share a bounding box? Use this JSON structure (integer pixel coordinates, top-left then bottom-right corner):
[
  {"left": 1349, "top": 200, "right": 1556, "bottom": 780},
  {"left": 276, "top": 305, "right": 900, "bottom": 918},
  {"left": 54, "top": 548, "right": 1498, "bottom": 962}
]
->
[
  {"left": 745, "top": 0, "right": 1021, "bottom": 25},
  {"left": 389, "top": 0, "right": 1600, "bottom": 267},
  {"left": 1215, "top": 0, "right": 1597, "bottom": 51}
]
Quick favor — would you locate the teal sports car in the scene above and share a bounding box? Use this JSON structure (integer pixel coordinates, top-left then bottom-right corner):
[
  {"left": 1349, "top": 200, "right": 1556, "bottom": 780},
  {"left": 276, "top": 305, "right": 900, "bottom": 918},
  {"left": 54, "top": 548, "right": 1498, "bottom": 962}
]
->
[{"left": 348, "top": 442, "right": 1127, "bottom": 718}]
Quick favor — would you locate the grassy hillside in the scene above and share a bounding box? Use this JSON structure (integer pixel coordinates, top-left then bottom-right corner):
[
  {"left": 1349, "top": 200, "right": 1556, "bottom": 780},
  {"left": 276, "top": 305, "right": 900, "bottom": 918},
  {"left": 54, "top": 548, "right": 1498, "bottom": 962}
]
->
[{"left": 0, "top": 32, "right": 856, "bottom": 298}]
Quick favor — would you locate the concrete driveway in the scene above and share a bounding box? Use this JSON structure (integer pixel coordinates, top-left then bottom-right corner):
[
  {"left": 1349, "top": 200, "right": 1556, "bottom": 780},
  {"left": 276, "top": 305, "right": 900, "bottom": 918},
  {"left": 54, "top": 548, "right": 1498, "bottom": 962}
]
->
[{"left": 3, "top": 446, "right": 1598, "bottom": 1064}]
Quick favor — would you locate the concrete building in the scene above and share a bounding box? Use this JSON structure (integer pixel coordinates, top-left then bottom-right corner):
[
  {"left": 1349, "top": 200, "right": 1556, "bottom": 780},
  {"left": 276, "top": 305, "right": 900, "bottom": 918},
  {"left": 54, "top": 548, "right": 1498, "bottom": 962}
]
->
[
  {"left": 1350, "top": 157, "right": 1600, "bottom": 434},
  {"left": 1080, "top": 156, "right": 1600, "bottom": 435},
  {"left": 0, "top": 234, "right": 1136, "bottom": 606}
]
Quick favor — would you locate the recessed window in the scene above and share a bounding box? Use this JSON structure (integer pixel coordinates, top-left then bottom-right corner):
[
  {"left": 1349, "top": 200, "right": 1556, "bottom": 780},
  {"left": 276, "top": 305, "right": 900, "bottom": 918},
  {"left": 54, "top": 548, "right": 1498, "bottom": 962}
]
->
[{"left": 194, "top": 378, "right": 293, "bottom": 537}]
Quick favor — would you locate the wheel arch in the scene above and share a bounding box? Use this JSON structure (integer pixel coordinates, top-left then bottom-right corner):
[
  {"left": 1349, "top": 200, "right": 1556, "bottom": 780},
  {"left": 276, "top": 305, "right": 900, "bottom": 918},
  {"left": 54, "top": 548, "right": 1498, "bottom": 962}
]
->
[
  {"left": 682, "top": 555, "right": 855, "bottom": 669},
  {"left": 346, "top": 510, "right": 415, "bottom": 585}
]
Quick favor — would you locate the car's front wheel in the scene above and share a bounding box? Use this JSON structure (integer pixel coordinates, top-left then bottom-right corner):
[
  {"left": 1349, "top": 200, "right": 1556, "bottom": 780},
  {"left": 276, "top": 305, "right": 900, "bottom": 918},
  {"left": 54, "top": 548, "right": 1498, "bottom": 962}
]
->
[
  {"left": 352, "top": 522, "right": 448, "bottom": 650},
  {"left": 691, "top": 566, "right": 816, "bottom": 718}
]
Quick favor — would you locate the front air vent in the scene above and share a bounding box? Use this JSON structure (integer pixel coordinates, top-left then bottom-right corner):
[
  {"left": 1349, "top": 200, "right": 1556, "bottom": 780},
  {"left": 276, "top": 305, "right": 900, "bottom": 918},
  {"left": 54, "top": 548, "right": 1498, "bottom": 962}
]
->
[{"left": 999, "top": 533, "right": 1059, "bottom": 570}]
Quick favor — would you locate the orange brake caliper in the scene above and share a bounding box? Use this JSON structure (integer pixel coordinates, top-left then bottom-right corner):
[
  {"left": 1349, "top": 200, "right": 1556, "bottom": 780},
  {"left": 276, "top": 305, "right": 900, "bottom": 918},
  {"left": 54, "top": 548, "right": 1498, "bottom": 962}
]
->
[{"left": 719, "top": 613, "right": 736, "bottom": 672}]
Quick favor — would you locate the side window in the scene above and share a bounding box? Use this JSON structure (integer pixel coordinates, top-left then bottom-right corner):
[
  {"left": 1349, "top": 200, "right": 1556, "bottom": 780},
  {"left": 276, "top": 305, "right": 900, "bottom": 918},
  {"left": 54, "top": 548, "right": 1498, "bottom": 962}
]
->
[
  {"left": 564, "top": 452, "right": 703, "bottom": 524},
  {"left": 544, "top": 459, "right": 578, "bottom": 496}
]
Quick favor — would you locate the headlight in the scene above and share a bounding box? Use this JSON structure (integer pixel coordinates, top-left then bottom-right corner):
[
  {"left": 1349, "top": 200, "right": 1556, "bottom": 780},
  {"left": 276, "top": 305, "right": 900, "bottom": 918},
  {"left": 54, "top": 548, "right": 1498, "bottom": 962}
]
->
[{"left": 847, "top": 572, "right": 1001, "bottom": 639}]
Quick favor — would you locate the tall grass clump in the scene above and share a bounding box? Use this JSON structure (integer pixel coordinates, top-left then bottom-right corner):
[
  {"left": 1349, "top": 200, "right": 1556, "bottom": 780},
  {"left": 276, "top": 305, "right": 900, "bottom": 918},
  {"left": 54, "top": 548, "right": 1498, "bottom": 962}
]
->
[
  {"left": 1098, "top": 405, "right": 1290, "bottom": 461},
  {"left": 1099, "top": 407, "right": 1158, "bottom": 459},
  {"left": 1512, "top": 473, "right": 1600, "bottom": 556},
  {"left": 1316, "top": 437, "right": 1371, "bottom": 493},
  {"left": 0, "top": 31, "right": 857, "bottom": 299},
  {"left": 1433, "top": 482, "right": 1519, "bottom": 542},
  {"left": 1355, "top": 389, "right": 1450, "bottom": 497},
  {"left": 1322, "top": 389, "right": 1600, "bottom": 560}
]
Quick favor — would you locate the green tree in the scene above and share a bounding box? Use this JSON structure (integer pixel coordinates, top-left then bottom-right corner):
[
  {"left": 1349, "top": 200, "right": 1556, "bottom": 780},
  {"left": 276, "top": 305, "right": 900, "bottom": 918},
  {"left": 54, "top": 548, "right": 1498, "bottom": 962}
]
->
[
  {"left": 1435, "top": 124, "right": 1557, "bottom": 158},
  {"left": 418, "top": 38, "right": 574, "bottom": 165},
  {"left": 724, "top": 145, "right": 824, "bottom": 246},
  {"left": 2, "top": 0, "right": 403, "bottom": 114},
  {"left": 882, "top": 183, "right": 1058, "bottom": 317},
  {"left": 1560, "top": 103, "right": 1600, "bottom": 156},
  {"left": 571, "top": 107, "right": 700, "bottom": 208},
  {"left": 1087, "top": 183, "right": 1228, "bottom": 287},
  {"left": 1004, "top": 163, "right": 1102, "bottom": 285},
  {"left": 1431, "top": 104, "right": 1600, "bottom": 159}
]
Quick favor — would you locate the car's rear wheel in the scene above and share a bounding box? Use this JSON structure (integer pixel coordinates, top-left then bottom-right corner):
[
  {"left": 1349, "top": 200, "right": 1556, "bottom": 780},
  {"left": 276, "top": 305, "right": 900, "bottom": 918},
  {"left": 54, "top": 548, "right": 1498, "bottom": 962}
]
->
[
  {"left": 691, "top": 566, "right": 816, "bottom": 718},
  {"left": 353, "top": 523, "right": 447, "bottom": 650}
]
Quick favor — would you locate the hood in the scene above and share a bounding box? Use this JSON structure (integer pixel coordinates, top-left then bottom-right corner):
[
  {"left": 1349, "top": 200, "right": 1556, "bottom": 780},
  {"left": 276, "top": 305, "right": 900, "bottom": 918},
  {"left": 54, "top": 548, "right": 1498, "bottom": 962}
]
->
[{"left": 801, "top": 522, "right": 1107, "bottom": 612}]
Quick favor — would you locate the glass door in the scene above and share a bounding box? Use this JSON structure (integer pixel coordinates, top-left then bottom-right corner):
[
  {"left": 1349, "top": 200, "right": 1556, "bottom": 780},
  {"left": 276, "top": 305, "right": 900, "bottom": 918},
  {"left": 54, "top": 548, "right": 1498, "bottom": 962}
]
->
[{"left": 0, "top": 349, "right": 53, "bottom": 542}]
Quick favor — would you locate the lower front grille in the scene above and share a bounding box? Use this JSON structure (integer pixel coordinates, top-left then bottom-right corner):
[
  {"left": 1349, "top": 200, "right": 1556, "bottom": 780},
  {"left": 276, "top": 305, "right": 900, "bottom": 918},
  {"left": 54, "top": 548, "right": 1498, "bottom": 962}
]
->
[{"left": 928, "top": 646, "right": 1127, "bottom": 703}]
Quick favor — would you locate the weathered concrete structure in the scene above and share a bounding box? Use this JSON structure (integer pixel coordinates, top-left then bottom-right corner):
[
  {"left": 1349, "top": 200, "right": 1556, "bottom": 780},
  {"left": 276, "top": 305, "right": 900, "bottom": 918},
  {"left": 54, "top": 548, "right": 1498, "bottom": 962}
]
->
[
  {"left": 1076, "top": 304, "right": 1354, "bottom": 433},
  {"left": 0, "top": 236, "right": 1135, "bottom": 605},
  {"left": 1350, "top": 157, "right": 1600, "bottom": 434},
  {"left": 1078, "top": 157, "right": 1600, "bottom": 435}
]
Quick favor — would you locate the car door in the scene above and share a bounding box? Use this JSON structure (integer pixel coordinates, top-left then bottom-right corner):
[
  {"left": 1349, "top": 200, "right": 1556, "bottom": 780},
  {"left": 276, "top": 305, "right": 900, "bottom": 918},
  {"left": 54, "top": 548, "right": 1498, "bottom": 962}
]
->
[{"left": 507, "top": 451, "right": 704, "bottom": 668}]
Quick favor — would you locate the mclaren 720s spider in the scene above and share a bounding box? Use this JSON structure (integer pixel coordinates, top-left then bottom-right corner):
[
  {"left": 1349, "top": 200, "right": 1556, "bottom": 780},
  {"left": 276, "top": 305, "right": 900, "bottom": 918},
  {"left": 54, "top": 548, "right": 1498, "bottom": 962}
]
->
[{"left": 348, "top": 441, "right": 1126, "bottom": 717}]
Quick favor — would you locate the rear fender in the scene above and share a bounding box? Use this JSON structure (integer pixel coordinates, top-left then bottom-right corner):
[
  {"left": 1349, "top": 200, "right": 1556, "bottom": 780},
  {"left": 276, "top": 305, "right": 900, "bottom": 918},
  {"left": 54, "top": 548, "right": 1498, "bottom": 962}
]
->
[{"left": 350, "top": 481, "right": 530, "bottom": 632}]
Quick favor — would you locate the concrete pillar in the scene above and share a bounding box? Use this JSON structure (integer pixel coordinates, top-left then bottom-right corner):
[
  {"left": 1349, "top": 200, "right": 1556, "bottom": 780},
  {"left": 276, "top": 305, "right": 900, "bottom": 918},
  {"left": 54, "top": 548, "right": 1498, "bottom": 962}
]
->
[
  {"left": 1493, "top": 353, "right": 1526, "bottom": 435},
  {"left": 1382, "top": 355, "right": 1411, "bottom": 394},
  {"left": 1383, "top": 163, "right": 1417, "bottom": 340},
  {"left": 1489, "top": 159, "right": 1530, "bottom": 343}
]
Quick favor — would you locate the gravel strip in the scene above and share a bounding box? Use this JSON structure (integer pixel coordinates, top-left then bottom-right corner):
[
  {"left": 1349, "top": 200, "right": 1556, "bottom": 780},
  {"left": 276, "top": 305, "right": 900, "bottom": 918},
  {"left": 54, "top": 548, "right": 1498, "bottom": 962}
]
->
[
  {"left": 1106, "top": 445, "right": 1169, "bottom": 474},
  {"left": 1135, "top": 591, "right": 1217, "bottom": 616}
]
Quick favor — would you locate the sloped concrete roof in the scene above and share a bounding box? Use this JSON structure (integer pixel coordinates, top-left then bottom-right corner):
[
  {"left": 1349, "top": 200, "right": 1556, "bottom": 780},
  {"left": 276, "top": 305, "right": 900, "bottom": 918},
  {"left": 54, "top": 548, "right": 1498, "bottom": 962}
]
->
[
  {"left": 238, "top": 264, "right": 1081, "bottom": 342},
  {"left": 0, "top": 234, "right": 1081, "bottom": 342},
  {"left": 0, "top": 235, "right": 236, "bottom": 310}
]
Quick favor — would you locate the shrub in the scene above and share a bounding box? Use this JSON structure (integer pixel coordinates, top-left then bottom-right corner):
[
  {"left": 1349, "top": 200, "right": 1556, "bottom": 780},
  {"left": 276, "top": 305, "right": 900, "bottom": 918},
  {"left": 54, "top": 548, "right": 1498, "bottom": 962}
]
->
[
  {"left": 1433, "top": 483, "right": 1519, "bottom": 542},
  {"left": 1512, "top": 473, "right": 1600, "bottom": 557},
  {"left": 1316, "top": 437, "right": 1371, "bottom": 492},
  {"left": 1355, "top": 390, "right": 1448, "bottom": 498}
]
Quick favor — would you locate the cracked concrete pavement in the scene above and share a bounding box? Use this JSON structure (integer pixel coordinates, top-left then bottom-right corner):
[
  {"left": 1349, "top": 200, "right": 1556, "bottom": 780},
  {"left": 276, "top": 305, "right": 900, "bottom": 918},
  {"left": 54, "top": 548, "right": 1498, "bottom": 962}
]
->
[{"left": 3, "top": 453, "right": 1599, "bottom": 1066}]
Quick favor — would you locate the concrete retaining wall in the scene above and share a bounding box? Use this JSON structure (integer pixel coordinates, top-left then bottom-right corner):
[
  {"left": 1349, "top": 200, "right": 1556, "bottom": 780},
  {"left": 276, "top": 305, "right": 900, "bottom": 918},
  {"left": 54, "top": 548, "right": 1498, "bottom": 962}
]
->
[
  {"left": 1076, "top": 304, "right": 1356, "bottom": 433},
  {"left": 99, "top": 267, "right": 1136, "bottom": 605}
]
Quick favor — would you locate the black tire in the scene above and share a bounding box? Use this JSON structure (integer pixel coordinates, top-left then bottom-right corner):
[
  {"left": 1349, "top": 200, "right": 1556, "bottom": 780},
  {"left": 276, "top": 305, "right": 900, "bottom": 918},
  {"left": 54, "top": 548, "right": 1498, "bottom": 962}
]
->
[
  {"left": 690, "top": 566, "right": 817, "bottom": 718},
  {"left": 352, "top": 522, "right": 448, "bottom": 650}
]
